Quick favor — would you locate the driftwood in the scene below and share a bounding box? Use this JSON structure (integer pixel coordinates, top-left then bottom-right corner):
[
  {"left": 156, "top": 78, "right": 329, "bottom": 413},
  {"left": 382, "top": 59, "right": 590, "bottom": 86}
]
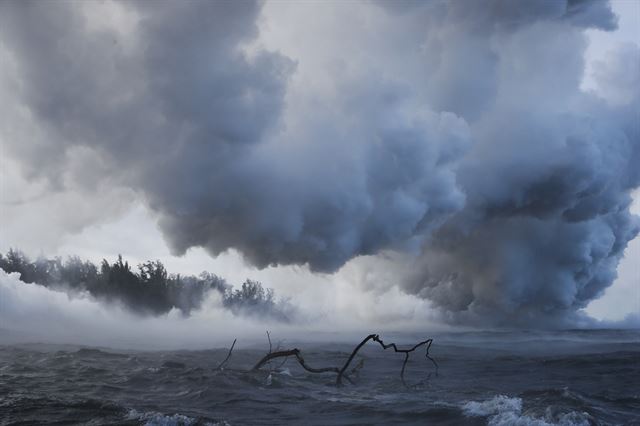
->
[
  {"left": 337, "top": 334, "right": 437, "bottom": 385},
  {"left": 266, "top": 331, "right": 273, "bottom": 353},
  {"left": 253, "top": 349, "right": 339, "bottom": 374},
  {"left": 215, "top": 338, "right": 236, "bottom": 370},
  {"left": 216, "top": 333, "right": 437, "bottom": 386}
]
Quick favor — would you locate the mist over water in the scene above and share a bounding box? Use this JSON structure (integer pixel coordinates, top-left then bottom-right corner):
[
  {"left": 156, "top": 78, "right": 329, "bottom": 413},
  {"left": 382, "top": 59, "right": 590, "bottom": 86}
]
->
[
  {"left": 0, "top": 269, "right": 250, "bottom": 350},
  {"left": 3, "top": 250, "right": 636, "bottom": 424},
  {"left": 0, "top": 269, "right": 451, "bottom": 351}
]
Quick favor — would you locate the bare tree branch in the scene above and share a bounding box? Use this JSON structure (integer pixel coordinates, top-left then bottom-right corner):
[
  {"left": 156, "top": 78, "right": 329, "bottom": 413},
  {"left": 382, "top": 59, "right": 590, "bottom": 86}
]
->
[
  {"left": 215, "top": 338, "right": 237, "bottom": 370},
  {"left": 252, "top": 349, "right": 340, "bottom": 375},
  {"left": 221, "top": 332, "right": 436, "bottom": 387},
  {"left": 371, "top": 335, "right": 438, "bottom": 380},
  {"left": 336, "top": 334, "right": 437, "bottom": 385},
  {"left": 275, "top": 353, "right": 288, "bottom": 370},
  {"left": 336, "top": 334, "right": 377, "bottom": 385}
]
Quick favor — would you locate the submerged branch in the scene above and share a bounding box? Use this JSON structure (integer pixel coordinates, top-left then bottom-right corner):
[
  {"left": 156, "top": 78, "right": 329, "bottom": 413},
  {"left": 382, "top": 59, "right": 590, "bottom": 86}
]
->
[
  {"left": 335, "top": 334, "right": 437, "bottom": 385},
  {"left": 252, "top": 349, "right": 341, "bottom": 375},
  {"left": 244, "top": 332, "right": 437, "bottom": 386},
  {"left": 336, "top": 334, "right": 377, "bottom": 385},
  {"left": 370, "top": 335, "right": 438, "bottom": 384},
  {"left": 215, "top": 338, "right": 237, "bottom": 370}
]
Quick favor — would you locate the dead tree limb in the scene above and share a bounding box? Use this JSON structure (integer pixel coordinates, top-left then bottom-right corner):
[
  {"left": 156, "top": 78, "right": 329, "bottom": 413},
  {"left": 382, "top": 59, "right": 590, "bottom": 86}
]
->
[
  {"left": 252, "top": 349, "right": 340, "bottom": 374},
  {"left": 215, "top": 338, "right": 237, "bottom": 370},
  {"left": 336, "top": 334, "right": 377, "bottom": 385},
  {"left": 336, "top": 334, "right": 437, "bottom": 385},
  {"left": 275, "top": 353, "right": 289, "bottom": 369},
  {"left": 260, "top": 330, "right": 290, "bottom": 371},
  {"left": 225, "top": 332, "right": 435, "bottom": 386},
  {"left": 371, "top": 335, "right": 438, "bottom": 384}
]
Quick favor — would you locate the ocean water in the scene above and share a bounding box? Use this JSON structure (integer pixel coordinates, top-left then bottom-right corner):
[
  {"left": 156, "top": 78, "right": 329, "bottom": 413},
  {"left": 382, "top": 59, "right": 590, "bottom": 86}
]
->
[{"left": 1, "top": 329, "right": 638, "bottom": 425}]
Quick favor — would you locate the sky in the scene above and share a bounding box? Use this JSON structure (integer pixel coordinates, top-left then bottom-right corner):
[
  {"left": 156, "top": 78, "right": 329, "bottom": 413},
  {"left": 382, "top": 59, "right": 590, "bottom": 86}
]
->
[{"left": 0, "top": 0, "right": 638, "bottom": 332}]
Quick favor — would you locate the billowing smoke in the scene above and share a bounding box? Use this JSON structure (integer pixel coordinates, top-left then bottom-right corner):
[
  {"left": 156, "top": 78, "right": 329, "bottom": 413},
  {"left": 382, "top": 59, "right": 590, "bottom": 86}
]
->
[
  {"left": 388, "top": 1, "right": 640, "bottom": 326},
  {"left": 0, "top": 0, "right": 638, "bottom": 326}
]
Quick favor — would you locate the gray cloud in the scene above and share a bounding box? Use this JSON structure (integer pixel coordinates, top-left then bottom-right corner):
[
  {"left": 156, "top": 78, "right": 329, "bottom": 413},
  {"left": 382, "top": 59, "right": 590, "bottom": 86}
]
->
[
  {"left": 1, "top": 0, "right": 469, "bottom": 272},
  {"left": 396, "top": 3, "right": 639, "bottom": 326},
  {"left": 0, "top": 0, "right": 637, "bottom": 326},
  {"left": 378, "top": 0, "right": 617, "bottom": 31}
]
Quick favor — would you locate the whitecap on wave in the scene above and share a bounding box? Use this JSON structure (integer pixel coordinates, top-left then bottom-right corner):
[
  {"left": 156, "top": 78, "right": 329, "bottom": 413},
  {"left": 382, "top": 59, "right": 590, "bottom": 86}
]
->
[
  {"left": 126, "top": 409, "right": 230, "bottom": 426},
  {"left": 462, "top": 395, "right": 592, "bottom": 426}
]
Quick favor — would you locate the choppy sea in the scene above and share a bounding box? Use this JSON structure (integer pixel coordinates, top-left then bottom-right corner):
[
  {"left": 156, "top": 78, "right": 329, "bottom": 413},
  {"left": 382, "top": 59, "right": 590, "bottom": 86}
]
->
[{"left": 1, "top": 329, "right": 638, "bottom": 425}]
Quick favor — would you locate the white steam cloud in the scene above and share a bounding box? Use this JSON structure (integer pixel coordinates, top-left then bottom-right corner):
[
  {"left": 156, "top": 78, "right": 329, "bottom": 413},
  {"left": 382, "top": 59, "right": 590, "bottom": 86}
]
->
[
  {"left": 0, "top": 270, "right": 446, "bottom": 348},
  {"left": 0, "top": 270, "right": 250, "bottom": 349}
]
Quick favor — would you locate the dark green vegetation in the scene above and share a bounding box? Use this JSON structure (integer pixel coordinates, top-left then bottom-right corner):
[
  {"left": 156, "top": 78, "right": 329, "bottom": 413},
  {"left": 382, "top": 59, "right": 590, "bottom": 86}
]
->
[{"left": 0, "top": 249, "right": 292, "bottom": 321}]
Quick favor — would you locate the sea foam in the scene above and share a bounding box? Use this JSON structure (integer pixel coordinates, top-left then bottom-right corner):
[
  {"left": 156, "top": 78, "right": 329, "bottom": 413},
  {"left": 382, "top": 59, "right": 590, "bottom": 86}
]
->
[{"left": 462, "top": 395, "right": 591, "bottom": 426}]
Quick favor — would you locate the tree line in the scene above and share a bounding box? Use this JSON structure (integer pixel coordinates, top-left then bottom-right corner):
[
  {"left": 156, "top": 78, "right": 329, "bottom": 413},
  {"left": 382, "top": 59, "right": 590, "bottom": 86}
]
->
[{"left": 0, "top": 249, "right": 292, "bottom": 321}]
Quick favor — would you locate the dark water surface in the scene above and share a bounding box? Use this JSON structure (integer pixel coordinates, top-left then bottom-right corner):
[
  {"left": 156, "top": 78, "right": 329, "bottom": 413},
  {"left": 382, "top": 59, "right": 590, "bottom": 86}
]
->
[{"left": 1, "top": 330, "right": 639, "bottom": 425}]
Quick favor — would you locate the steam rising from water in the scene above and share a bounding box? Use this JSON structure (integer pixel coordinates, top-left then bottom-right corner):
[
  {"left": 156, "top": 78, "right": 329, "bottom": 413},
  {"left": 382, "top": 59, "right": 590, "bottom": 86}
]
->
[
  {"left": 0, "top": 0, "right": 638, "bottom": 326},
  {"left": 0, "top": 270, "right": 252, "bottom": 349},
  {"left": 0, "top": 269, "right": 447, "bottom": 348}
]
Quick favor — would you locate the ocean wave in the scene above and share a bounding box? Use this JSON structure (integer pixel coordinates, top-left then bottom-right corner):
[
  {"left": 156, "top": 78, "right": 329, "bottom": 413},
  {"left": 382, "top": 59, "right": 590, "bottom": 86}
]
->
[
  {"left": 462, "top": 395, "right": 593, "bottom": 426},
  {"left": 126, "top": 409, "right": 230, "bottom": 426}
]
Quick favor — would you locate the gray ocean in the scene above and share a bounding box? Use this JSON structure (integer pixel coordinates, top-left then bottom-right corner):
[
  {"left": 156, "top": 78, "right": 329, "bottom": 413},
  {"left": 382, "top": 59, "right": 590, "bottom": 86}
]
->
[{"left": 1, "top": 329, "right": 639, "bottom": 425}]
